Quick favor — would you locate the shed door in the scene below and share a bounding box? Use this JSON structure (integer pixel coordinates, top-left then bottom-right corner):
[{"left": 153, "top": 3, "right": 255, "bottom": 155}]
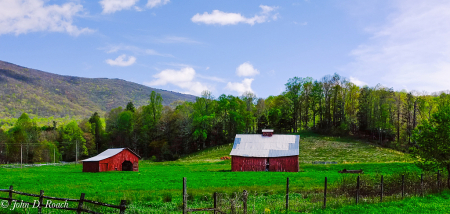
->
[{"left": 122, "top": 161, "right": 133, "bottom": 171}]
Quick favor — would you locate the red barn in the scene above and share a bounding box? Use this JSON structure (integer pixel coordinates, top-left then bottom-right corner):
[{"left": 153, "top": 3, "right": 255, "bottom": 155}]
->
[
  {"left": 230, "top": 130, "right": 300, "bottom": 172},
  {"left": 82, "top": 148, "right": 140, "bottom": 172}
]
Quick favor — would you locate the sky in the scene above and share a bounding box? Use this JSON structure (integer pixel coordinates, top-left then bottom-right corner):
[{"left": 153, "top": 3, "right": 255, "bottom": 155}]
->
[{"left": 1, "top": 0, "right": 449, "bottom": 98}]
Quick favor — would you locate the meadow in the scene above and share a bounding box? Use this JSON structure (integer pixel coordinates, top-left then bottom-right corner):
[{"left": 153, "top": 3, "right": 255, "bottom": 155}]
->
[{"left": 1, "top": 133, "right": 447, "bottom": 213}]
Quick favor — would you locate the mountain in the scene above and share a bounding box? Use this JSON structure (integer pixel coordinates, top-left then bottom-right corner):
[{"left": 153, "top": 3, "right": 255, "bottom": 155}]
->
[{"left": 0, "top": 60, "right": 196, "bottom": 118}]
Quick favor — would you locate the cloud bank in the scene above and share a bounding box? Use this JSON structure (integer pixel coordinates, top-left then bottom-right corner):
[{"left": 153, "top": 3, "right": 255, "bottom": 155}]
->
[
  {"left": 146, "top": 0, "right": 170, "bottom": 8},
  {"left": 145, "top": 67, "right": 211, "bottom": 95},
  {"left": 236, "top": 62, "right": 259, "bottom": 77},
  {"left": 0, "top": 0, "right": 92, "bottom": 36},
  {"left": 349, "top": 76, "right": 367, "bottom": 87},
  {"left": 106, "top": 54, "right": 136, "bottom": 66},
  {"left": 191, "top": 5, "right": 278, "bottom": 26},
  {"left": 100, "top": 0, "right": 139, "bottom": 14},
  {"left": 347, "top": 0, "right": 450, "bottom": 93},
  {"left": 225, "top": 78, "right": 255, "bottom": 95},
  {"left": 100, "top": 0, "right": 170, "bottom": 14}
]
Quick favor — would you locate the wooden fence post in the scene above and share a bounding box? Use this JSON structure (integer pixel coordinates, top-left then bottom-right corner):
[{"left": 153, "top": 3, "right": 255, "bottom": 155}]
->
[
  {"left": 402, "top": 175, "right": 405, "bottom": 198},
  {"left": 213, "top": 192, "right": 217, "bottom": 214},
  {"left": 2, "top": 186, "right": 125, "bottom": 213},
  {"left": 356, "top": 176, "right": 360, "bottom": 205},
  {"left": 230, "top": 199, "right": 236, "bottom": 214},
  {"left": 286, "top": 177, "right": 289, "bottom": 213},
  {"left": 119, "top": 200, "right": 127, "bottom": 214},
  {"left": 183, "top": 177, "right": 187, "bottom": 214},
  {"left": 421, "top": 174, "right": 424, "bottom": 197},
  {"left": 243, "top": 190, "right": 248, "bottom": 214},
  {"left": 380, "top": 175, "right": 383, "bottom": 202},
  {"left": 8, "top": 186, "right": 13, "bottom": 205},
  {"left": 77, "top": 193, "right": 85, "bottom": 214},
  {"left": 323, "top": 177, "right": 327, "bottom": 209},
  {"left": 38, "top": 190, "right": 44, "bottom": 214}
]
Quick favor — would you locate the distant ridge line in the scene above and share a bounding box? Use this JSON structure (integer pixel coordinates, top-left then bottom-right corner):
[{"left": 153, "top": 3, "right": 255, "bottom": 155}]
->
[{"left": 0, "top": 60, "right": 197, "bottom": 118}]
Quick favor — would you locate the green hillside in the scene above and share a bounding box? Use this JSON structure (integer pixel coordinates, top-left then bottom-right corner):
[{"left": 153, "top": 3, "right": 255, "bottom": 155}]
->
[
  {"left": 0, "top": 60, "right": 196, "bottom": 118},
  {"left": 180, "top": 133, "right": 413, "bottom": 163}
]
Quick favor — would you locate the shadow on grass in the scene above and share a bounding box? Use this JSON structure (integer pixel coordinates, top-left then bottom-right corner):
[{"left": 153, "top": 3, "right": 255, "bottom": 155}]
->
[{"left": 214, "top": 169, "right": 231, "bottom": 172}]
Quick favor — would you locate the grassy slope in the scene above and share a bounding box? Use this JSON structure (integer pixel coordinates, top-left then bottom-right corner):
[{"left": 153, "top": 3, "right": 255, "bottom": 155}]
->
[
  {"left": 180, "top": 132, "right": 413, "bottom": 164},
  {"left": 0, "top": 133, "right": 430, "bottom": 213}
]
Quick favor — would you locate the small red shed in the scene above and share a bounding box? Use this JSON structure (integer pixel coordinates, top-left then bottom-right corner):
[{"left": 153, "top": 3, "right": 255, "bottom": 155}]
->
[
  {"left": 230, "top": 130, "right": 300, "bottom": 172},
  {"left": 82, "top": 148, "right": 140, "bottom": 172}
]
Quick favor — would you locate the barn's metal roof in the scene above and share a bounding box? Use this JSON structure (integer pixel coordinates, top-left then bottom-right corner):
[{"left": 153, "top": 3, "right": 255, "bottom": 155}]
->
[
  {"left": 230, "top": 134, "right": 300, "bottom": 157},
  {"left": 82, "top": 148, "right": 140, "bottom": 162}
]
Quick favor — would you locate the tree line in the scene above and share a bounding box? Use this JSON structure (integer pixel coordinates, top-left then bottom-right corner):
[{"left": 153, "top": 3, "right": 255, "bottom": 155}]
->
[{"left": 0, "top": 73, "right": 448, "bottom": 163}]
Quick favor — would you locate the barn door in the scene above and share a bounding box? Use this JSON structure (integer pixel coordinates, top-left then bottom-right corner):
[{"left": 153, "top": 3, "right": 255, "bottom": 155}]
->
[
  {"left": 265, "top": 158, "right": 269, "bottom": 171},
  {"left": 122, "top": 161, "right": 133, "bottom": 171}
]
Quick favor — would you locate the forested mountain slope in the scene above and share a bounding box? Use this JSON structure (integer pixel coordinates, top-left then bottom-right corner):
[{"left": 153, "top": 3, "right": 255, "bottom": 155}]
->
[{"left": 0, "top": 60, "right": 196, "bottom": 118}]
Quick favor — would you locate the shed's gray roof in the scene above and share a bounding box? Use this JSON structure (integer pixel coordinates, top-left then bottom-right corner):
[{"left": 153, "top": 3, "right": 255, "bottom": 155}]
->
[
  {"left": 230, "top": 134, "right": 300, "bottom": 157},
  {"left": 82, "top": 148, "right": 136, "bottom": 162}
]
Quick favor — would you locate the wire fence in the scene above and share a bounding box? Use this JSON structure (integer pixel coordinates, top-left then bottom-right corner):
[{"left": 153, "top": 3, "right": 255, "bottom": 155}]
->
[
  {"left": 0, "top": 162, "right": 75, "bottom": 168},
  {"left": 182, "top": 170, "right": 449, "bottom": 213}
]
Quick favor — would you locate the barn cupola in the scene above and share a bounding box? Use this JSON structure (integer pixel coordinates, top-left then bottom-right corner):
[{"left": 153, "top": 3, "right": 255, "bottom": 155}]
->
[{"left": 262, "top": 129, "right": 274, "bottom": 137}]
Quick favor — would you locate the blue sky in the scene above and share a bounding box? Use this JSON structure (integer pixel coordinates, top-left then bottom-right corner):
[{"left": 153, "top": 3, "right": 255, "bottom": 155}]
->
[{"left": 1, "top": 0, "right": 449, "bottom": 98}]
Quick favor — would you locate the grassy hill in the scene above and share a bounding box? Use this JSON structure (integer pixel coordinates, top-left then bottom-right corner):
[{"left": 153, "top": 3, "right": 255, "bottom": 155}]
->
[
  {"left": 180, "top": 132, "right": 413, "bottom": 163},
  {"left": 0, "top": 60, "right": 196, "bottom": 118}
]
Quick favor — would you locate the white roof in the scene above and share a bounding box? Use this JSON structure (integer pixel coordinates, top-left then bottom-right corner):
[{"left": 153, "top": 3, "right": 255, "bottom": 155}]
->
[
  {"left": 262, "top": 129, "right": 274, "bottom": 132},
  {"left": 230, "top": 134, "right": 300, "bottom": 157},
  {"left": 82, "top": 148, "right": 125, "bottom": 162}
]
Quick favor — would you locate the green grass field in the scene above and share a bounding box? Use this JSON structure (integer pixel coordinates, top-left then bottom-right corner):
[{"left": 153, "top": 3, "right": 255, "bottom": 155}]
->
[
  {"left": 1, "top": 133, "right": 445, "bottom": 213},
  {"left": 313, "top": 191, "right": 450, "bottom": 214}
]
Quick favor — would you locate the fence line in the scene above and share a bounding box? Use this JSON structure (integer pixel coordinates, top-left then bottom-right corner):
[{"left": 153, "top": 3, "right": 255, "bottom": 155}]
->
[
  {"left": 0, "top": 162, "right": 73, "bottom": 168},
  {"left": 0, "top": 186, "right": 126, "bottom": 214},
  {"left": 182, "top": 171, "right": 448, "bottom": 213}
]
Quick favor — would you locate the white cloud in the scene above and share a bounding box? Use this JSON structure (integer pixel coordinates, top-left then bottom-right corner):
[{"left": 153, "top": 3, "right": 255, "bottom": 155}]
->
[
  {"left": 349, "top": 76, "right": 367, "bottom": 86},
  {"left": 260, "top": 5, "right": 276, "bottom": 14},
  {"left": 236, "top": 62, "right": 259, "bottom": 77},
  {"left": 191, "top": 5, "right": 278, "bottom": 26},
  {"left": 0, "top": 0, "right": 92, "bottom": 36},
  {"left": 100, "top": 0, "right": 139, "bottom": 14},
  {"left": 225, "top": 78, "right": 255, "bottom": 95},
  {"left": 101, "top": 44, "right": 173, "bottom": 57},
  {"left": 146, "top": 0, "right": 170, "bottom": 8},
  {"left": 105, "top": 54, "right": 136, "bottom": 66},
  {"left": 347, "top": 0, "right": 450, "bottom": 92},
  {"left": 145, "top": 67, "right": 211, "bottom": 95}
]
